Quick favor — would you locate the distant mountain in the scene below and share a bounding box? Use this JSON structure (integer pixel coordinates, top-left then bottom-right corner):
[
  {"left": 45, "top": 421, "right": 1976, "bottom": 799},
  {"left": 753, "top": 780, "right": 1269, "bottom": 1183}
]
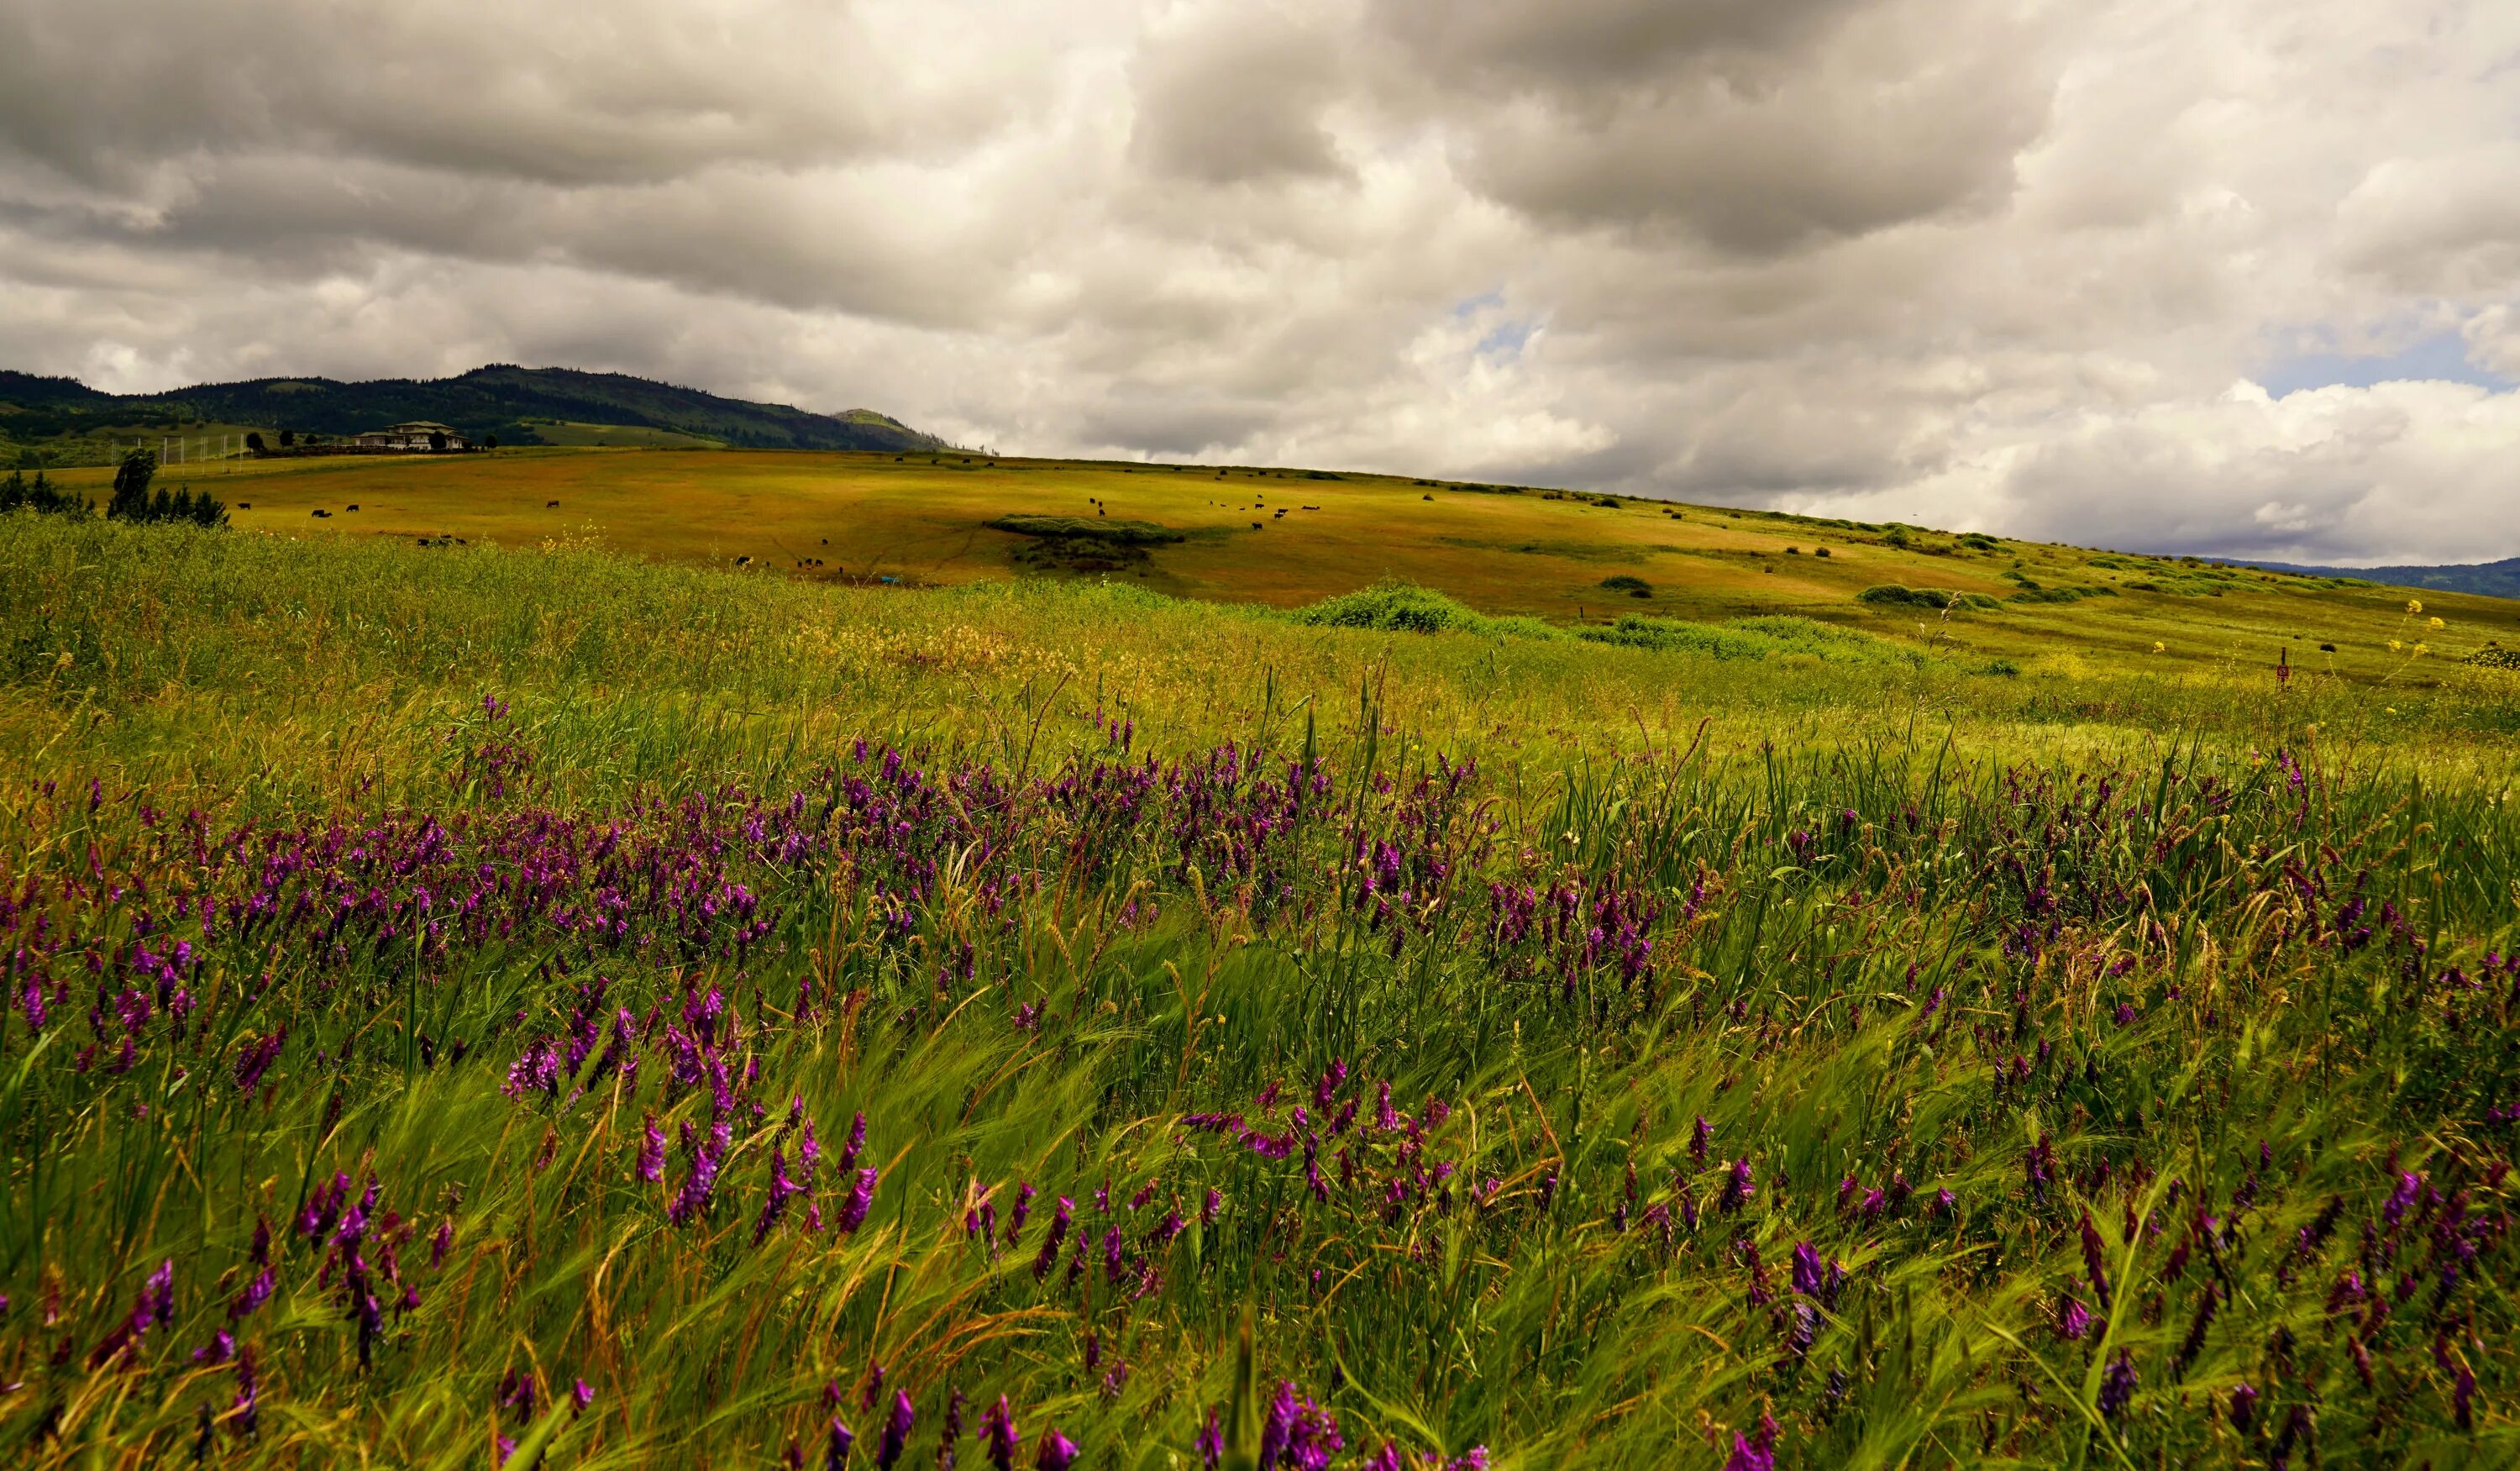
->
[
  {"left": 0, "top": 365, "right": 946, "bottom": 455},
  {"left": 2228, "top": 557, "right": 2520, "bottom": 600}
]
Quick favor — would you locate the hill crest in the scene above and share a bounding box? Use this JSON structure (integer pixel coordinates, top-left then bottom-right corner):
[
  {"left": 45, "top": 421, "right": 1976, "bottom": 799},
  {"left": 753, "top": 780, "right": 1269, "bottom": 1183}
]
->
[{"left": 0, "top": 364, "right": 946, "bottom": 457}]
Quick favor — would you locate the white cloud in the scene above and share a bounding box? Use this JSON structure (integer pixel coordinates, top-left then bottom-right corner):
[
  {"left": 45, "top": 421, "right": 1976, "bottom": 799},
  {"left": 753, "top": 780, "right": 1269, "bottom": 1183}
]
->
[{"left": 2, "top": 0, "right": 2517, "bottom": 565}]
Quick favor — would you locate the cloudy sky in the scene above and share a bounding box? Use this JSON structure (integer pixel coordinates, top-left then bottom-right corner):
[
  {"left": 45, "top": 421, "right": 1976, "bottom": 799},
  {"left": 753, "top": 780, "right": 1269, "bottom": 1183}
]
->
[{"left": 3, "top": 0, "right": 2516, "bottom": 564}]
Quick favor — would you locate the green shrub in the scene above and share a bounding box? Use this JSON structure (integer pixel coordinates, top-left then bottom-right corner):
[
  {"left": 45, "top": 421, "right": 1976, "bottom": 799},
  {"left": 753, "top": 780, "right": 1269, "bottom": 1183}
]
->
[
  {"left": 1856, "top": 583, "right": 1953, "bottom": 609},
  {"left": 1291, "top": 580, "right": 1496, "bottom": 634},
  {"left": 1599, "top": 575, "right": 1653, "bottom": 597}
]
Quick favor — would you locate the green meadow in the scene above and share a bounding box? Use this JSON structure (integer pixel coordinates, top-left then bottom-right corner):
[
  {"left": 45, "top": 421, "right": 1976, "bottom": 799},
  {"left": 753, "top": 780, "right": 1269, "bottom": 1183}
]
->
[{"left": 0, "top": 481, "right": 2515, "bottom": 1468}]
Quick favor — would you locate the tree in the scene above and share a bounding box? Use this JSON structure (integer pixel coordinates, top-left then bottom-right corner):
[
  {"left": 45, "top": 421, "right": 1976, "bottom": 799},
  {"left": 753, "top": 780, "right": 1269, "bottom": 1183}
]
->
[
  {"left": 244, "top": 432, "right": 266, "bottom": 454},
  {"left": 279, "top": 429, "right": 296, "bottom": 448},
  {"left": 108, "top": 449, "right": 156, "bottom": 521},
  {"left": 483, "top": 434, "right": 500, "bottom": 450},
  {"left": 429, "top": 430, "right": 449, "bottom": 453}
]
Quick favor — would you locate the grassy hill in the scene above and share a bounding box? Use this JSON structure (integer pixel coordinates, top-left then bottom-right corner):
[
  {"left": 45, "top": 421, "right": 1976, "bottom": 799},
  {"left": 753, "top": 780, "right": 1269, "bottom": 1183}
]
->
[
  {"left": 1, "top": 465, "right": 2517, "bottom": 1464},
  {"left": 41, "top": 444, "right": 2520, "bottom": 694},
  {"left": 0, "top": 364, "right": 945, "bottom": 465}
]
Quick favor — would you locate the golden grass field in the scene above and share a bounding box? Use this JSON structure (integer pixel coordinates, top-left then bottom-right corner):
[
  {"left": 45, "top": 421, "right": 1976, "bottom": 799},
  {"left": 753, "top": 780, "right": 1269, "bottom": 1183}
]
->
[{"left": 54, "top": 444, "right": 2519, "bottom": 683}]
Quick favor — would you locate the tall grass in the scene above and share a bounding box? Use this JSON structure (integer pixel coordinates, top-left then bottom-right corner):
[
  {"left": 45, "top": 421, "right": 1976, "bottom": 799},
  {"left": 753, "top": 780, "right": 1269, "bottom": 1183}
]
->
[{"left": 1, "top": 515, "right": 2515, "bottom": 1468}]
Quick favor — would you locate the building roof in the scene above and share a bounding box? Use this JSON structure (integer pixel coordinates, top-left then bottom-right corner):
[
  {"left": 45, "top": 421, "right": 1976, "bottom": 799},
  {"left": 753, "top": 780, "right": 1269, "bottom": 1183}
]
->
[{"left": 370, "top": 422, "right": 456, "bottom": 434}]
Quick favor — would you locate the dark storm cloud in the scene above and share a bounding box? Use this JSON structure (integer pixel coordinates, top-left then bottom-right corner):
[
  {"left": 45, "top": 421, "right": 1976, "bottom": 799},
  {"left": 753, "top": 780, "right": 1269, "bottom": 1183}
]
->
[{"left": 1373, "top": 0, "right": 2053, "bottom": 251}]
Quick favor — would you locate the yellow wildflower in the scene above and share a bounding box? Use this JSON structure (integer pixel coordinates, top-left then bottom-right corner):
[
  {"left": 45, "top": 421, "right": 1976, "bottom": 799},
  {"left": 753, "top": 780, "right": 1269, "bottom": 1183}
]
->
[
  {"left": 2407, "top": 598, "right": 2423, "bottom": 615},
  {"left": 2389, "top": 639, "right": 2403, "bottom": 653},
  {"left": 2428, "top": 616, "right": 2444, "bottom": 629},
  {"left": 2413, "top": 643, "right": 2429, "bottom": 657},
  {"left": 2151, "top": 641, "right": 2166, "bottom": 654}
]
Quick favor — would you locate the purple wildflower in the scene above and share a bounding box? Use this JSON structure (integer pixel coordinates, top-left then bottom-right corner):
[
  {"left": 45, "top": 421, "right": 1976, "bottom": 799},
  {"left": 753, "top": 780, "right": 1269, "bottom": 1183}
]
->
[
  {"left": 756, "top": 1147, "right": 800, "bottom": 1244},
  {"left": 1257, "top": 1381, "right": 1342, "bottom": 1471},
  {"left": 2097, "top": 1348, "right": 2138, "bottom": 1421},
  {"left": 981, "top": 1395, "right": 1021, "bottom": 1470},
  {"left": 1196, "top": 1405, "right": 1223, "bottom": 1469},
  {"left": 1034, "top": 1428, "right": 1078, "bottom": 1471},
  {"left": 638, "top": 1114, "right": 666, "bottom": 1185},
  {"left": 837, "top": 1167, "right": 878, "bottom": 1233},
  {"left": 828, "top": 1416, "right": 856, "bottom": 1470},
  {"left": 1719, "top": 1158, "right": 1756, "bottom": 1215},
  {"left": 2079, "top": 1213, "right": 2113, "bottom": 1310},
  {"left": 1034, "top": 1197, "right": 1074, "bottom": 1279},
  {"left": 2054, "top": 1290, "right": 2092, "bottom": 1342},
  {"left": 878, "top": 1389, "right": 914, "bottom": 1468}
]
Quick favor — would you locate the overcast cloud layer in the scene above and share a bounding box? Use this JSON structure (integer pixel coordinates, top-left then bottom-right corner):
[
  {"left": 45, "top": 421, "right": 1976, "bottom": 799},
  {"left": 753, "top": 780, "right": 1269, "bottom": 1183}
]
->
[{"left": 3, "top": 0, "right": 2516, "bottom": 564}]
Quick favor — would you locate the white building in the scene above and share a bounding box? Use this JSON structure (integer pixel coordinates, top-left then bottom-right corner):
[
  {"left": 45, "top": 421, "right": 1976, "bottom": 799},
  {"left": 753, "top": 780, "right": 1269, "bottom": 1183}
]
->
[{"left": 352, "top": 422, "right": 470, "bottom": 452}]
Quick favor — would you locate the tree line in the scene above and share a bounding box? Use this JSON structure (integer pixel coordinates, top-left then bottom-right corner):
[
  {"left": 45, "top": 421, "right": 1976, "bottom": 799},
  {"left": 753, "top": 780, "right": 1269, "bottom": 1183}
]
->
[{"left": 0, "top": 450, "right": 231, "bottom": 528}]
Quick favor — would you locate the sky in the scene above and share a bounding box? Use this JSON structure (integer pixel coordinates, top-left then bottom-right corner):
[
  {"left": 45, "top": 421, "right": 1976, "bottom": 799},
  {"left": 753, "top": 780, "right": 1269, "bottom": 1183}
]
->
[{"left": 3, "top": 0, "right": 2516, "bottom": 565}]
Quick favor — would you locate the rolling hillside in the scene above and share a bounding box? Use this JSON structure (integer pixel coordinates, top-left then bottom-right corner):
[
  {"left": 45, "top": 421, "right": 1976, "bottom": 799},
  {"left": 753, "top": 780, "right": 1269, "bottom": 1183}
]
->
[
  {"left": 38, "top": 444, "right": 2520, "bottom": 693},
  {"left": 0, "top": 364, "right": 946, "bottom": 461}
]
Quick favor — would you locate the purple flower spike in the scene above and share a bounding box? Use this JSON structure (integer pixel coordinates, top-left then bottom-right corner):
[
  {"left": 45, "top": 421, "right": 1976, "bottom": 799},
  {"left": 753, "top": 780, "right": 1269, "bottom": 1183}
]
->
[
  {"left": 756, "top": 1146, "right": 801, "bottom": 1244},
  {"left": 1789, "top": 1242, "right": 1824, "bottom": 1296},
  {"left": 1034, "top": 1428, "right": 1078, "bottom": 1471},
  {"left": 1196, "top": 1405, "right": 1223, "bottom": 1469},
  {"left": 1719, "top": 1158, "right": 1756, "bottom": 1214},
  {"left": 1724, "top": 1430, "right": 1776, "bottom": 1471},
  {"left": 2228, "top": 1383, "right": 2258, "bottom": 1432},
  {"left": 1257, "top": 1381, "right": 1341, "bottom": 1470},
  {"left": 2055, "top": 1290, "right": 2092, "bottom": 1342},
  {"left": 638, "top": 1113, "right": 666, "bottom": 1185},
  {"left": 981, "top": 1394, "right": 1021, "bottom": 1470},
  {"left": 233, "top": 1347, "right": 260, "bottom": 1437},
  {"left": 2097, "top": 1348, "right": 2138, "bottom": 1420},
  {"left": 827, "top": 1416, "right": 856, "bottom": 1469},
  {"left": 1034, "top": 1197, "right": 1074, "bottom": 1279},
  {"left": 876, "top": 1388, "right": 914, "bottom": 1468},
  {"left": 837, "top": 1167, "right": 878, "bottom": 1234}
]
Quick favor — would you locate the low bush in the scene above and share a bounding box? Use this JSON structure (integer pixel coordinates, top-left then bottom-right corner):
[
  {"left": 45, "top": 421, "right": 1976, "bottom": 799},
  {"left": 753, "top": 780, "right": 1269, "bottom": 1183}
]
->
[{"left": 1291, "top": 580, "right": 1497, "bottom": 634}]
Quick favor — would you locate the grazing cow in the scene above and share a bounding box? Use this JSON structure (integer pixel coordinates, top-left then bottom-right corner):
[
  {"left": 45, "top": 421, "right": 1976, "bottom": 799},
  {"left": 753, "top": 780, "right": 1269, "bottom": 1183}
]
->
[
  {"left": 547, "top": 501, "right": 559, "bottom": 507},
  {"left": 347, "top": 504, "right": 359, "bottom": 511},
  {"left": 736, "top": 555, "right": 751, "bottom": 566}
]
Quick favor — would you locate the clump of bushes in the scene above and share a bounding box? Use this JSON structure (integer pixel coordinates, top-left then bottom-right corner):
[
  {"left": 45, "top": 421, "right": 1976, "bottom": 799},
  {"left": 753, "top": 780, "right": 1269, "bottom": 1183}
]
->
[
  {"left": 2008, "top": 585, "right": 2117, "bottom": 604},
  {"left": 985, "top": 514, "right": 1184, "bottom": 546},
  {"left": 1856, "top": 584, "right": 1999, "bottom": 612},
  {"left": 2465, "top": 643, "right": 2520, "bottom": 671},
  {"left": 1599, "top": 575, "right": 1653, "bottom": 597}
]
